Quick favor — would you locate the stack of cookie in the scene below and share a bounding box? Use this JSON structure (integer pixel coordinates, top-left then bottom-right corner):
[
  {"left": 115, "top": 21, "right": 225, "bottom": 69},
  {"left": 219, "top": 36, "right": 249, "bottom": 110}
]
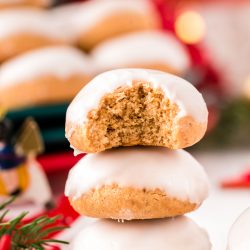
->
[{"left": 65, "top": 68, "right": 211, "bottom": 249}]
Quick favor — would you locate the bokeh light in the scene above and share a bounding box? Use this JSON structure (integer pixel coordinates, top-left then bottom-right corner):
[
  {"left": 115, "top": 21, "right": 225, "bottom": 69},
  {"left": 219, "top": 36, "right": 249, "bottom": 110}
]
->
[{"left": 175, "top": 10, "right": 206, "bottom": 44}]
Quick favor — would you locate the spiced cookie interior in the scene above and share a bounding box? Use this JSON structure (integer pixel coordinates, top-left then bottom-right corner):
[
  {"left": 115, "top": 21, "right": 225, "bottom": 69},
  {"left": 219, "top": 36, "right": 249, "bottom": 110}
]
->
[
  {"left": 66, "top": 68, "right": 208, "bottom": 153},
  {"left": 85, "top": 82, "right": 179, "bottom": 151}
]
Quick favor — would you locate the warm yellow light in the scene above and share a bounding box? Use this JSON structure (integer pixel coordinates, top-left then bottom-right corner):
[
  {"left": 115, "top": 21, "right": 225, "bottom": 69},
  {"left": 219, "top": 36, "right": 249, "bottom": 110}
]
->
[{"left": 175, "top": 11, "right": 205, "bottom": 44}]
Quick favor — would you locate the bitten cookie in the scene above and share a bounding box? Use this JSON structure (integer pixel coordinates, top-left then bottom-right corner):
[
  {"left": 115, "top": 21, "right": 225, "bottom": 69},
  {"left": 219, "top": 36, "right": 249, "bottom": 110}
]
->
[
  {"left": 227, "top": 207, "right": 250, "bottom": 250},
  {"left": 0, "top": 8, "right": 69, "bottom": 62},
  {"left": 52, "top": 0, "right": 160, "bottom": 51},
  {"left": 92, "top": 31, "right": 190, "bottom": 75},
  {"left": 65, "top": 147, "right": 209, "bottom": 220},
  {"left": 0, "top": 0, "right": 51, "bottom": 9},
  {"left": 0, "top": 46, "right": 93, "bottom": 110},
  {"left": 66, "top": 68, "right": 208, "bottom": 153},
  {"left": 72, "top": 217, "right": 211, "bottom": 250}
]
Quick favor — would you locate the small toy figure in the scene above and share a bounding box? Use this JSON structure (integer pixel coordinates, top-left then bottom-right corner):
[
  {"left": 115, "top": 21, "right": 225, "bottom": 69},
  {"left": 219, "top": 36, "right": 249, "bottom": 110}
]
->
[{"left": 0, "top": 107, "right": 53, "bottom": 209}]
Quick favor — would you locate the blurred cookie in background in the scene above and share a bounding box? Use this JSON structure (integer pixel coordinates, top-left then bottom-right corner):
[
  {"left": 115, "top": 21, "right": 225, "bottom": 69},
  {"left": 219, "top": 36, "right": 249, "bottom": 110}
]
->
[
  {"left": 51, "top": 0, "right": 161, "bottom": 51},
  {"left": 0, "top": 0, "right": 52, "bottom": 9},
  {"left": 0, "top": 46, "right": 93, "bottom": 110},
  {"left": 0, "top": 8, "right": 71, "bottom": 62},
  {"left": 92, "top": 31, "right": 190, "bottom": 76}
]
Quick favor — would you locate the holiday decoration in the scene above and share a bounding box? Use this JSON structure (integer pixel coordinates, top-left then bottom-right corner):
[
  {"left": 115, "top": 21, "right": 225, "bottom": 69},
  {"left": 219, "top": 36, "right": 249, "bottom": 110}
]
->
[
  {"left": 0, "top": 108, "right": 53, "bottom": 208},
  {"left": 0, "top": 196, "right": 68, "bottom": 250},
  {"left": 221, "top": 168, "right": 250, "bottom": 188}
]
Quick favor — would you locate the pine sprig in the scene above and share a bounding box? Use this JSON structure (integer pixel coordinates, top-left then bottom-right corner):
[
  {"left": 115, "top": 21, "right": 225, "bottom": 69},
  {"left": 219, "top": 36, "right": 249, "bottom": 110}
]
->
[{"left": 0, "top": 197, "right": 69, "bottom": 250}]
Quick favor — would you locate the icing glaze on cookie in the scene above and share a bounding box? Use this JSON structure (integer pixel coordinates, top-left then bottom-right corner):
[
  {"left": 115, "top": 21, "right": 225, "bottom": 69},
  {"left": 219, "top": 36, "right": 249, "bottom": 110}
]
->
[
  {"left": 0, "top": 46, "right": 93, "bottom": 87},
  {"left": 227, "top": 207, "right": 250, "bottom": 250},
  {"left": 92, "top": 31, "right": 190, "bottom": 73},
  {"left": 72, "top": 217, "right": 211, "bottom": 250},
  {"left": 66, "top": 68, "right": 208, "bottom": 125},
  {"left": 0, "top": 8, "right": 67, "bottom": 40},
  {"left": 51, "top": 0, "right": 158, "bottom": 38},
  {"left": 65, "top": 147, "right": 209, "bottom": 203}
]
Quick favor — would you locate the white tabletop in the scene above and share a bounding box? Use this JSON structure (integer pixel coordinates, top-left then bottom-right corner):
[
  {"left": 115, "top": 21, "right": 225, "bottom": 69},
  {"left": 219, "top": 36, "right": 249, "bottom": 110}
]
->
[{"left": 190, "top": 150, "right": 250, "bottom": 250}]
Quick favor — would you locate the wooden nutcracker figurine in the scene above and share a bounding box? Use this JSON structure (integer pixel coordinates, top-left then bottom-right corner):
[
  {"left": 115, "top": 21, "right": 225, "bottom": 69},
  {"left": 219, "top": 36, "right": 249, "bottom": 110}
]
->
[{"left": 0, "top": 107, "right": 54, "bottom": 209}]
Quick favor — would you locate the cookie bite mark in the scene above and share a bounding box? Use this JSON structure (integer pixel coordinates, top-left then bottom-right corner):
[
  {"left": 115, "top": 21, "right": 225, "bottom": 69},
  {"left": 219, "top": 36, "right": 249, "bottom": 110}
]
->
[
  {"left": 73, "top": 82, "right": 180, "bottom": 152},
  {"left": 66, "top": 69, "right": 208, "bottom": 153}
]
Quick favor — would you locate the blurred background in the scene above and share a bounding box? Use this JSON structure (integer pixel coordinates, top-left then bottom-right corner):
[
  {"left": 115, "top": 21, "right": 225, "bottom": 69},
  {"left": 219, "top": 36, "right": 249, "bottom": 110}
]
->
[{"left": 0, "top": 0, "right": 250, "bottom": 249}]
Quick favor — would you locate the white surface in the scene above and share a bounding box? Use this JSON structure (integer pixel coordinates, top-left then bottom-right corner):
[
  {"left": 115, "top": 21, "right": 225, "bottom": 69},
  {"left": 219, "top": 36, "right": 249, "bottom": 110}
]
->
[
  {"left": 0, "top": 46, "right": 92, "bottom": 87},
  {"left": 92, "top": 31, "right": 190, "bottom": 73},
  {"left": 60, "top": 150, "right": 250, "bottom": 250},
  {"left": 66, "top": 69, "right": 208, "bottom": 129},
  {"left": 71, "top": 217, "right": 211, "bottom": 250},
  {"left": 65, "top": 147, "right": 209, "bottom": 206},
  {"left": 189, "top": 150, "right": 250, "bottom": 250}
]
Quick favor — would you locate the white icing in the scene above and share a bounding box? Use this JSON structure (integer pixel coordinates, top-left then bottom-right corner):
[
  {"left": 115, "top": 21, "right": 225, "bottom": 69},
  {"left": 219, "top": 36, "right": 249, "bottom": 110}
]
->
[
  {"left": 65, "top": 147, "right": 209, "bottom": 204},
  {"left": 0, "top": 8, "right": 69, "bottom": 41},
  {"left": 227, "top": 207, "right": 250, "bottom": 250},
  {"left": 72, "top": 217, "right": 211, "bottom": 250},
  {"left": 0, "top": 46, "right": 93, "bottom": 87},
  {"left": 66, "top": 68, "right": 208, "bottom": 127},
  {"left": 92, "top": 31, "right": 190, "bottom": 73},
  {"left": 51, "top": 0, "right": 158, "bottom": 39}
]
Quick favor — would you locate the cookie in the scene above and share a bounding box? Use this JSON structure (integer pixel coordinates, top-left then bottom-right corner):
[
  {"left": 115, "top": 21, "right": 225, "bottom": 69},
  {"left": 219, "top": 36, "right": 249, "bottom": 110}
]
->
[
  {"left": 227, "top": 207, "right": 250, "bottom": 250},
  {"left": 0, "top": 0, "right": 50, "bottom": 9},
  {"left": 65, "top": 147, "right": 209, "bottom": 220},
  {"left": 72, "top": 217, "right": 211, "bottom": 250},
  {"left": 66, "top": 68, "right": 208, "bottom": 153},
  {"left": 92, "top": 31, "right": 190, "bottom": 75},
  {"left": 52, "top": 0, "right": 160, "bottom": 51},
  {"left": 0, "top": 8, "right": 69, "bottom": 62},
  {"left": 0, "top": 46, "right": 93, "bottom": 110}
]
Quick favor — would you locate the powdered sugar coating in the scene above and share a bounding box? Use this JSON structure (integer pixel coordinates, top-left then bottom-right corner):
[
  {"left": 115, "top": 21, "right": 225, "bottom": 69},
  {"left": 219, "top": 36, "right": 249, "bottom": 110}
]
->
[
  {"left": 72, "top": 217, "right": 211, "bottom": 250},
  {"left": 0, "top": 46, "right": 93, "bottom": 87},
  {"left": 92, "top": 31, "right": 190, "bottom": 73},
  {"left": 65, "top": 147, "right": 209, "bottom": 204},
  {"left": 66, "top": 68, "right": 208, "bottom": 127},
  {"left": 0, "top": 8, "right": 68, "bottom": 41}
]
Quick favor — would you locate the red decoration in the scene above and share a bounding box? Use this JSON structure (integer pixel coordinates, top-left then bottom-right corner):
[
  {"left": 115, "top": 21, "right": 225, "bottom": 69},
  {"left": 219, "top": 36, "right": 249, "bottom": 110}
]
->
[
  {"left": 0, "top": 235, "right": 11, "bottom": 250},
  {"left": 45, "top": 245, "right": 61, "bottom": 250},
  {"left": 221, "top": 168, "right": 250, "bottom": 188},
  {"left": 38, "top": 152, "right": 84, "bottom": 173},
  {"left": 23, "top": 196, "right": 79, "bottom": 237}
]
